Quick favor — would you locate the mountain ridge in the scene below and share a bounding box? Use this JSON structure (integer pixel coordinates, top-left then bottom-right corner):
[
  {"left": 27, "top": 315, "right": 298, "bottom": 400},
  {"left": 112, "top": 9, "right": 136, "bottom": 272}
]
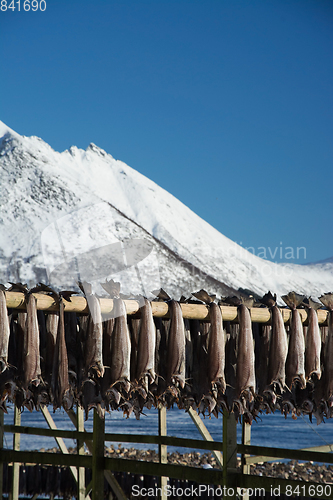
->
[{"left": 0, "top": 120, "right": 332, "bottom": 299}]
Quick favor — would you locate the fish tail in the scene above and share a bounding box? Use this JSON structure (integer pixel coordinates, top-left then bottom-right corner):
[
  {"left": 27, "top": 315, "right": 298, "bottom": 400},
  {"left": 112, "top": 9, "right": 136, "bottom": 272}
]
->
[
  {"left": 282, "top": 292, "right": 305, "bottom": 309},
  {"left": 319, "top": 293, "right": 333, "bottom": 311}
]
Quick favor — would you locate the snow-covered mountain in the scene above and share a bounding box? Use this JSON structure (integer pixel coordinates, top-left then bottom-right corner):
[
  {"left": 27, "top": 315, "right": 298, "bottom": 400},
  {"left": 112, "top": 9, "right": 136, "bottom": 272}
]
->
[{"left": 0, "top": 120, "right": 332, "bottom": 300}]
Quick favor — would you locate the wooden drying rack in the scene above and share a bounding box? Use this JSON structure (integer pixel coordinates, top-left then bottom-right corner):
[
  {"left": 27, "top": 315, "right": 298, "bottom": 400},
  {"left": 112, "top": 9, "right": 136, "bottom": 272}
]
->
[{"left": 1, "top": 290, "right": 332, "bottom": 500}]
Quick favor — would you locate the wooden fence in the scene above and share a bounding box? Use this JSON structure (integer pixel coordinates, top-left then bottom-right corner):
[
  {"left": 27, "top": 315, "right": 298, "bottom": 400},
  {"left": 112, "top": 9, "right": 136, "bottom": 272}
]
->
[{"left": 1, "top": 405, "right": 333, "bottom": 500}]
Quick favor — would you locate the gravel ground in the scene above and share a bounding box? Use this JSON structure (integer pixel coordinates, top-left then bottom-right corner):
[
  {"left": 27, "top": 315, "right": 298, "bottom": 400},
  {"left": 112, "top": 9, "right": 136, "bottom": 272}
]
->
[
  {"left": 41, "top": 444, "right": 333, "bottom": 484},
  {"left": 102, "top": 445, "right": 333, "bottom": 482}
]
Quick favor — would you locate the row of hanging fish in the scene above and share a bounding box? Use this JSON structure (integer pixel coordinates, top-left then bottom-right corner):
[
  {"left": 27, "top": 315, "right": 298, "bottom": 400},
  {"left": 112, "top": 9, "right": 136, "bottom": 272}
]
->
[{"left": 0, "top": 282, "right": 332, "bottom": 425}]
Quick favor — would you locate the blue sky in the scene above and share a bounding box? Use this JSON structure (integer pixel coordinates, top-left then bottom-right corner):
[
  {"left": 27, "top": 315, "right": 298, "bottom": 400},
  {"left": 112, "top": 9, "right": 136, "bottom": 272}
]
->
[{"left": 1, "top": 0, "right": 332, "bottom": 264}]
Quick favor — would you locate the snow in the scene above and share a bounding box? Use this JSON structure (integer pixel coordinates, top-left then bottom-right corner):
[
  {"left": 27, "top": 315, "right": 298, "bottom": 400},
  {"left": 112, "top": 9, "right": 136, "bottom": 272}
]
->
[{"left": 0, "top": 120, "right": 332, "bottom": 300}]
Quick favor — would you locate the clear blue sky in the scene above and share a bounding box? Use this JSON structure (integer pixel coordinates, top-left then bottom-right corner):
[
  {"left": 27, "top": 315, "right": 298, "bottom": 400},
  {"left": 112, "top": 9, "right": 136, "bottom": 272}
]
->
[{"left": 1, "top": 0, "right": 332, "bottom": 264}]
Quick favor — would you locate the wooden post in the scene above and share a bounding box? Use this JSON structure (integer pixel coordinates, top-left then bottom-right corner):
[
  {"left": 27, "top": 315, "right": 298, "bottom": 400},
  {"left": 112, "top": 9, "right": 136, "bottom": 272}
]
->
[
  {"left": 0, "top": 410, "right": 4, "bottom": 500},
  {"left": 77, "top": 405, "right": 86, "bottom": 500},
  {"left": 222, "top": 410, "right": 237, "bottom": 499},
  {"left": 10, "top": 406, "right": 21, "bottom": 500},
  {"left": 92, "top": 409, "right": 105, "bottom": 500},
  {"left": 158, "top": 406, "right": 167, "bottom": 500},
  {"left": 66, "top": 409, "right": 127, "bottom": 500},
  {"left": 241, "top": 417, "right": 251, "bottom": 500}
]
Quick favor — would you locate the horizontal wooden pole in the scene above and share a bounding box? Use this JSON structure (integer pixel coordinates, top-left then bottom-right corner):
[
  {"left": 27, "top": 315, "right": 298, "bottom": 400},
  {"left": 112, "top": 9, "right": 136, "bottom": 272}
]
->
[
  {"left": 0, "top": 449, "right": 92, "bottom": 468},
  {"left": 105, "top": 433, "right": 224, "bottom": 452},
  {"left": 4, "top": 291, "right": 329, "bottom": 324},
  {"left": 245, "top": 442, "right": 333, "bottom": 465},
  {"left": 238, "top": 443, "right": 333, "bottom": 464},
  {"left": 4, "top": 424, "right": 225, "bottom": 453},
  {"left": 4, "top": 424, "right": 91, "bottom": 442},
  {"left": 0, "top": 449, "right": 225, "bottom": 486},
  {"left": 5, "top": 423, "right": 333, "bottom": 464},
  {"left": 103, "top": 455, "right": 227, "bottom": 486}
]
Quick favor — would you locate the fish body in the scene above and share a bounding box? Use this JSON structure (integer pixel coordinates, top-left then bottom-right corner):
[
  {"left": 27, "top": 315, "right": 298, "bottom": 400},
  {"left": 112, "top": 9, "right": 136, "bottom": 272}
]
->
[
  {"left": 37, "top": 310, "right": 47, "bottom": 378},
  {"left": 319, "top": 293, "right": 333, "bottom": 401},
  {"left": 267, "top": 305, "right": 288, "bottom": 391},
  {"left": 153, "top": 317, "right": 168, "bottom": 396},
  {"left": 136, "top": 299, "right": 156, "bottom": 385},
  {"left": 85, "top": 294, "right": 104, "bottom": 378},
  {"left": 0, "top": 289, "right": 10, "bottom": 373},
  {"left": 64, "top": 312, "right": 79, "bottom": 376},
  {"left": 236, "top": 304, "right": 255, "bottom": 398},
  {"left": 305, "top": 307, "right": 322, "bottom": 381},
  {"left": 167, "top": 301, "right": 185, "bottom": 389},
  {"left": 110, "top": 297, "right": 131, "bottom": 391},
  {"left": 52, "top": 299, "right": 72, "bottom": 410},
  {"left": 45, "top": 313, "right": 59, "bottom": 383},
  {"left": 101, "top": 317, "right": 115, "bottom": 395},
  {"left": 283, "top": 294, "right": 306, "bottom": 390},
  {"left": 23, "top": 294, "right": 41, "bottom": 389},
  {"left": 189, "top": 319, "right": 209, "bottom": 404},
  {"left": 207, "top": 303, "right": 225, "bottom": 392},
  {"left": 255, "top": 324, "right": 270, "bottom": 396},
  {"left": 184, "top": 318, "right": 193, "bottom": 382},
  {"left": 15, "top": 312, "right": 27, "bottom": 380},
  {"left": 129, "top": 317, "right": 140, "bottom": 381},
  {"left": 324, "top": 308, "right": 333, "bottom": 402}
]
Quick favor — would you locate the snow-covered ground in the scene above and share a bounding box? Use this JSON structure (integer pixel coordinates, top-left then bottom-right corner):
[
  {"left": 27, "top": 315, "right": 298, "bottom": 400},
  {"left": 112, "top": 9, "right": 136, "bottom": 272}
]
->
[{"left": 0, "top": 120, "right": 332, "bottom": 300}]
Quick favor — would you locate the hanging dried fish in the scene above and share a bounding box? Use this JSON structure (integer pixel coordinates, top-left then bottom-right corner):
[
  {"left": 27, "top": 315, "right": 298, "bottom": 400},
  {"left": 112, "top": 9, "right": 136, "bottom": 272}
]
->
[
  {"left": 100, "top": 279, "right": 131, "bottom": 395},
  {"left": 128, "top": 316, "right": 140, "bottom": 382},
  {"left": 262, "top": 292, "right": 288, "bottom": 392},
  {"left": 0, "top": 288, "right": 10, "bottom": 373},
  {"left": 51, "top": 298, "right": 72, "bottom": 410},
  {"left": 14, "top": 312, "right": 27, "bottom": 385},
  {"left": 189, "top": 319, "right": 209, "bottom": 408},
  {"left": 79, "top": 282, "right": 104, "bottom": 379},
  {"left": 282, "top": 292, "right": 306, "bottom": 390},
  {"left": 304, "top": 298, "right": 322, "bottom": 381},
  {"left": 23, "top": 292, "right": 41, "bottom": 390},
  {"left": 37, "top": 310, "right": 47, "bottom": 378},
  {"left": 167, "top": 300, "right": 185, "bottom": 389},
  {"left": 184, "top": 318, "right": 193, "bottom": 383},
  {"left": 64, "top": 311, "right": 79, "bottom": 380},
  {"left": 224, "top": 321, "right": 238, "bottom": 411},
  {"left": 319, "top": 293, "right": 333, "bottom": 405},
  {"left": 254, "top": 323, "right": 270, "bottom": 398},
  {"left": 192, "top": 290, "right": 225, "bottom": 392},
  {"left": 207, "top": 302, "right": 226, "bottom": 392},
  {"left": 236, "top": 302, "right": 255, "bottom": 399},
  {"left": 110, "top": 297, "right": 131, "bottom": 392},
  {"left": 153, "top": 316, "right": 168, "bottom": 396},
  {"left": 101, "top": 316, "right": 115, "bottom": 399},
  {"left": 136, "top": 298, "right": 156, "bottom": 388}
]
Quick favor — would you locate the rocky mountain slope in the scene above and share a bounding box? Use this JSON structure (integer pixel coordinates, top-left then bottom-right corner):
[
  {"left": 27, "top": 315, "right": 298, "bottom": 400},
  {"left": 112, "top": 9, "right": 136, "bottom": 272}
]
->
[{"left": 0, "top": 121, "right": 332, "bottom": 299}]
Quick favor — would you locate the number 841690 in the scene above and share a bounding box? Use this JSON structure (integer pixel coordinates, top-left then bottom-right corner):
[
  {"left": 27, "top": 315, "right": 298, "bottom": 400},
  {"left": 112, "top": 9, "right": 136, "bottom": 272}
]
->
[{"left": 1, "top": 0, "right": 46, "bottom": 11}]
